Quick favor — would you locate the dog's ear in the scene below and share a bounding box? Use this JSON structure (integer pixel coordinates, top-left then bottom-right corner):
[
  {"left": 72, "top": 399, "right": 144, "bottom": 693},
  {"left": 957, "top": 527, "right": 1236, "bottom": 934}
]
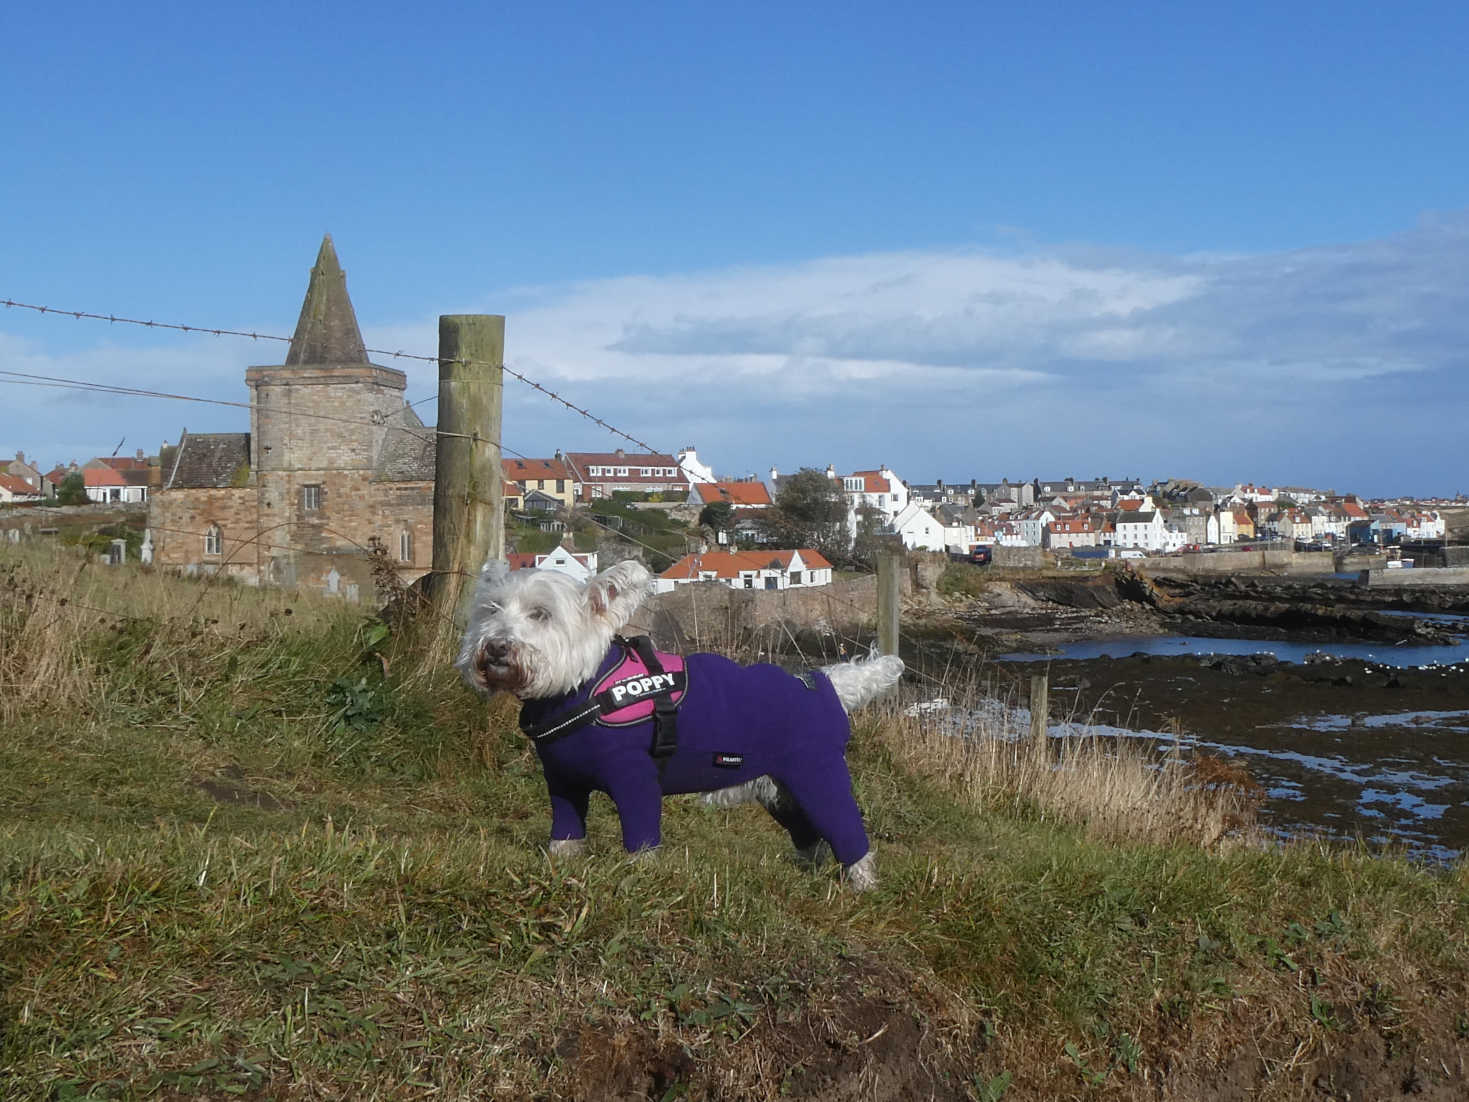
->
[
  {"left": 477, "top": 559, "right": 511, "bottom": 587},
  {"left": 586, "top": 560, "right": 651, "bottom": 628}
]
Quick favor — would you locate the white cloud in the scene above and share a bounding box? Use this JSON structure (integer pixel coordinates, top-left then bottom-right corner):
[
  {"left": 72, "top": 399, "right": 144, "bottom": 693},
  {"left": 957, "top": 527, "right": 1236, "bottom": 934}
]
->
[{"left": 4, "top": 214, "right": 1467, "bottom": 496}]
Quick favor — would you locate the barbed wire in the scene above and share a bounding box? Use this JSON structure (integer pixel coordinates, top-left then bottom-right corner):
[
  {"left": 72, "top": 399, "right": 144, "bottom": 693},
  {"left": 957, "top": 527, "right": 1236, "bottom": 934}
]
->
[
  {"left": 1, "top": 366, "right": 466, "bottom": 446},
  {"left": 0, "top": 298, "right": 938, "bottom": 670},
  {"left": 2, "top": 297, "right": 668, "bottom": 457}
]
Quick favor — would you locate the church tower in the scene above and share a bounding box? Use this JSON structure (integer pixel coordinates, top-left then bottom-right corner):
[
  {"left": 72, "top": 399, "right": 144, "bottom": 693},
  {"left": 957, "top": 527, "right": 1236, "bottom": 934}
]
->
[{"left": 245, "top": 235, "right": 411, "bottom": 589}]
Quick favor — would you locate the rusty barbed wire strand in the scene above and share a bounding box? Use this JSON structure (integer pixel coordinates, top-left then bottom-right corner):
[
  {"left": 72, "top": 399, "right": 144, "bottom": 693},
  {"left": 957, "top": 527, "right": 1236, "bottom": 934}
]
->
[
  {"left": 0, "top": 368, "right": 466, "bottom": 445},
  {"left": 1, "top": 299, "right": 925, "bottom": 666},
  {"left": 3, "top": 296, "right": 669, "bottom": 457}
]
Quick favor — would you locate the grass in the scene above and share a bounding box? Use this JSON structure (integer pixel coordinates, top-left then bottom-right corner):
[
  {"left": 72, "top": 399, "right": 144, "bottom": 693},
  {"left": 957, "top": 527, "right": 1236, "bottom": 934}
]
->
[{"left": 2, "top": 543, "right": 1468, "bottom": 1099}]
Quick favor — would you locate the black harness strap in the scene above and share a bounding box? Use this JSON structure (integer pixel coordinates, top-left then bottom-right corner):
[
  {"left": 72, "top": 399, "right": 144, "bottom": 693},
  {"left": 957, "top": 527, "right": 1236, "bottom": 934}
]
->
[
  {"left": 625, "top": 634, "right": 680, "bottom": 764},
  {"left": 519, "top": 636, "right": 684, "bottom": 767}
]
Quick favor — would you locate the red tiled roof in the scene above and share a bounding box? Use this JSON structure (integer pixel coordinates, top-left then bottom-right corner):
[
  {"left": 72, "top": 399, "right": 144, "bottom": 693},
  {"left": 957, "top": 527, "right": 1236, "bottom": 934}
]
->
[
  {"left": 693, "top": 481, "right": 773, "bottom": 507},
  {"left": 843, "top": 470, "right": 890, "bottom": 494},
  {"left": 505, "top": 457, "right": 572, "bottom": 482},
  {"left": 83, "top": 467, "right": 127, "bottom": 487},
  {"left": 660, "top": 549, "right": 830, "bottom": 580},
  {"left": 1049, "top": 518, "right": 1094, "bottom": 533},
  {"left": 564, "top": 451, "right": 687, "bottom": 488},
  {"left": 0, "top": 473, "right": 40, "bottom": 496},
  {"left": 98, "top": 456, "right": 149, "bottom": 471},
  {"left": 566, "top": 451, "right": 679, "bottom": 468}
]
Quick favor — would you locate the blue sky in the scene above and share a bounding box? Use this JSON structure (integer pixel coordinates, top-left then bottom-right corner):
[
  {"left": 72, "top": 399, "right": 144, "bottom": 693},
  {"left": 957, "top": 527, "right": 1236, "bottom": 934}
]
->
[{"left": 3, "top": 1, "right": 1466, "bottom": 497}]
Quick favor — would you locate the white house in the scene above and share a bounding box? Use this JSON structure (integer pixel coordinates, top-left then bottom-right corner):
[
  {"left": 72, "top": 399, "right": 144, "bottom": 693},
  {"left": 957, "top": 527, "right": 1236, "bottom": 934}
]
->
[
  {"left": 83, "top": 466, "right": 149, "bottom": 504},
  {"left": 1114, "top": 510, "right": 1167, "bottom": 551},
  {"left": 1234, "top": 483, "right": 1278, "bottom": 505},
  {"left": 1045, "top": 516, "right": 1100, "bottom": 550},
  {"left": 835, "top": 466, "right": 905, "bottom": 523},
  {"left": 0, "top": 474, "right": 42, "bottom": 502},
  {"left": 687, "top": 479, "right": 773, "bottom": 510},
  {"left": 993, "top": 520, "right": 1029, "bottom": 547},
  {"left": 507, "top": 544, "right": 599, "bottom": 581},
  {"left": 934, "top": 504, "right": 978, "bottom": 553},
  {"left": 655, "top": 549, "right": 833, "bottom": 594},
  {"left": 1404, "top": 511, "right": 1446, "bottom": 540},
  {"left": 1014, "top": 507, "right": 1057, "bottom": 547},
  {"left": 890, "top": 502, "right": 946, "bottom": 551},
  {"left": 676, "top": 446, "right": 717, "bottom": 486}
]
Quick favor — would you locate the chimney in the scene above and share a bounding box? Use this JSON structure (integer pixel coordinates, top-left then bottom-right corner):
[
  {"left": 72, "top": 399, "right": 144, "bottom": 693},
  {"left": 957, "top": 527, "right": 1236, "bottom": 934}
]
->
[
  {"left": 826, "top": 464, "right": 836, "bottom": 479},
  {"left": 15, "top": 451, "right": 23, "bottom": 464},
  {"left": 769, "top": 465, "right": 779, "bottom": 481},
  {"left": 136, "top": 448, "right": 145, "bottom": 461}
]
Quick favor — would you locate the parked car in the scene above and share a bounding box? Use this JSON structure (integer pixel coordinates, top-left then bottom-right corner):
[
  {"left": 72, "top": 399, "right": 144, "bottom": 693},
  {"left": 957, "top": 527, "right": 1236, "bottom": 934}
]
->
[{"left": 967, "top": 545, "right": 993, "bottom": 565}]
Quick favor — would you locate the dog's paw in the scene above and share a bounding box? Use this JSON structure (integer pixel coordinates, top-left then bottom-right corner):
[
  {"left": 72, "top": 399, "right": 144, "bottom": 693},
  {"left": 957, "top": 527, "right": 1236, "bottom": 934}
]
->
[
  {"left": 842, "top": 851, "right": 878, "bottom": 892},
  {"left": 547, "top": 837, "right": 587, "bottom": 857}
]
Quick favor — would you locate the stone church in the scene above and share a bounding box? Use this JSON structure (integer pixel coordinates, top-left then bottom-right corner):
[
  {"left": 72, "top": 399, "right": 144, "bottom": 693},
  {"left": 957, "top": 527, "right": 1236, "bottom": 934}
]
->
[{"left": 148, "top": 236, "right": 434, "bottom": 599}]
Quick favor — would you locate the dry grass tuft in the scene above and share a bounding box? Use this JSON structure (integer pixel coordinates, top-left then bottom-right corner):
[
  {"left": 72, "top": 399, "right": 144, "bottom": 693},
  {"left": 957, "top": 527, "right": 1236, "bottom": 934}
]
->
[{"left": 874, "top": 674, "right": 1261, "bottom": 850}]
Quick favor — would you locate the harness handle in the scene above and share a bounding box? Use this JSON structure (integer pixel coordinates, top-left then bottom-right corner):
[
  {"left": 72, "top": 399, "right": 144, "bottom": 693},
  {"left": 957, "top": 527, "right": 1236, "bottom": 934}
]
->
[{"left": 625, "top": 635, "right": 680, "bottom": 761}]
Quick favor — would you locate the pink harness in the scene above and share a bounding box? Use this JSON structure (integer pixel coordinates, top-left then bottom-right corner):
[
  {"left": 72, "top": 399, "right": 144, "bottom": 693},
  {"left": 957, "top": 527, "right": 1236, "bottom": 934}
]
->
[
  {"left": 520, "top": 635, "right": 689, "bottom": 749},
  {"left": 590, "top": 644, "right": 688, "bottom": 726}
]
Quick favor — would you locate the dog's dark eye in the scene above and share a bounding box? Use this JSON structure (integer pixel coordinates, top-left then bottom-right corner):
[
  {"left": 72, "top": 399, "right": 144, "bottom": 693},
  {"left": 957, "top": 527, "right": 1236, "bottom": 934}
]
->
[{"left": 528, "top": 607, "right": 549, "bottom": 622}]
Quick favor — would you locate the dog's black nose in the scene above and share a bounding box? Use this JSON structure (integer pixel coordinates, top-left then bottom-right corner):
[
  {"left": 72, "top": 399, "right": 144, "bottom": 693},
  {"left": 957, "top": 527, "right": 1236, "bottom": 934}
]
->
[{"left": 481, "top": 639, "right": 510, "bottom": 663}]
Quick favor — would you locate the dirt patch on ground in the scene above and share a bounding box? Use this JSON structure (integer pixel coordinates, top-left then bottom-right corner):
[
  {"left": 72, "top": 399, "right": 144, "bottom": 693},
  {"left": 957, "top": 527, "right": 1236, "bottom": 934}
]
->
[
  {"left": 193, "top": 764, "right": 292, "bottom": 810},
  {"left": 547, "top": 968, "right": 971, "bottom": 1102},
  {"left": 541, "top": 988, "right": 1469, "bottom": 1100}
]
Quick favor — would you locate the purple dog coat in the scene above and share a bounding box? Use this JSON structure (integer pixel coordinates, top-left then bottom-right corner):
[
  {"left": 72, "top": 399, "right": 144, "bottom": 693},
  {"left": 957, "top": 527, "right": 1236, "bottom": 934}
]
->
[{"left": 519, "top": 639, "right": 870, "bottom": 865}]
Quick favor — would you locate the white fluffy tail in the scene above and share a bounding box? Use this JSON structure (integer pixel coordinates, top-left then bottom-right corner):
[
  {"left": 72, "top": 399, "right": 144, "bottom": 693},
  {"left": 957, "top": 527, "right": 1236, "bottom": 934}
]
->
[{"left": 821, "top": 653, "right": 904, "bottom": 713}]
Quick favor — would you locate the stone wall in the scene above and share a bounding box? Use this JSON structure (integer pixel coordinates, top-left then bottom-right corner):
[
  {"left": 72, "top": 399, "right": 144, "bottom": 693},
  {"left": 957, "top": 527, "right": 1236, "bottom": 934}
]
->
[
  {"left": 148, "top": 488, "right": 259, "bottom": 581},
  {"left": 1142, "top": 550, "right": 1336, "bottom": 576},
  {"left": 992, "top": 546, "right": 1048, "bottom": 569},
  {"left": 1364, "top": 566, "right": 1469, "bottom": 587},
  {"left": 643, "top": 575, "right": 880, "bottom": 651},
  {"left": 247, "top": 366, "right": 406, "bottom": 473}
]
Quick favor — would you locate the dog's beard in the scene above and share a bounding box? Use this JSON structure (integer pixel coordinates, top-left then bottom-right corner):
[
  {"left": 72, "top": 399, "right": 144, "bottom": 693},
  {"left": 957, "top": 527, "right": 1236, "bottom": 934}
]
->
[{"left": 475, "top": 644, "right": 534, "bottom": 697}]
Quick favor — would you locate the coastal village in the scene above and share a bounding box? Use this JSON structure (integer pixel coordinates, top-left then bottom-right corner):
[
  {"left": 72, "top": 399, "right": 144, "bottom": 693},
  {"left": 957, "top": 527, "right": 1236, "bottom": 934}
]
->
[{"left": 1, "top": 238, "right": 1460, "bottom": 598}]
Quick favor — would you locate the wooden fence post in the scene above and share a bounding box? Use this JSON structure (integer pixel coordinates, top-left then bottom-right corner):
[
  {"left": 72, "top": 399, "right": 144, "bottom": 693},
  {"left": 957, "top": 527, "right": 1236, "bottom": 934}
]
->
[
  {"left": 432, "top": 314, "right": 505, "bottom": 634},
  {"left": 1029, "top": 674, "right": 1050, "bottom": 758},
  {"left": 876, "top": 549, "right": 902, "bottom": 657}
]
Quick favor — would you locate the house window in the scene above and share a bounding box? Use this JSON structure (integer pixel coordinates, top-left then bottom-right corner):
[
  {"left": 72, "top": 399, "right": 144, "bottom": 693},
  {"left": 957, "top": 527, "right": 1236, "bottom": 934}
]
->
[
  {"left": 616, "top": 467, "right": 628, "bottom": 477},
  {"left": 556, "top": 479, "right": 564, "bottom": 493},
  {"left": 743, "top": 574, "right": 754, "bottom": 589},
  {"left": 302, "top": 484, "right": 322, "bottom": 511},
  {"left": 789, "top": 570, "right": 802, "bottom": 585},
  {"left": 764, "top": 577, "right": 778, "bottom": 590},
  {"left": 204, "top": 524, "right": 222, "bottom": 556},
  {"left": 399, "top": 529, "right": 413, "bottom": 563}
]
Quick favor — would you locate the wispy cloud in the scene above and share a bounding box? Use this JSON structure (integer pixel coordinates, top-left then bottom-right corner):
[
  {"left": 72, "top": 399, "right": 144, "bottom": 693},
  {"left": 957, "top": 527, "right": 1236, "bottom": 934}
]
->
[{"left": 4, "top": 214, "right": 1466, "bottom": 496}]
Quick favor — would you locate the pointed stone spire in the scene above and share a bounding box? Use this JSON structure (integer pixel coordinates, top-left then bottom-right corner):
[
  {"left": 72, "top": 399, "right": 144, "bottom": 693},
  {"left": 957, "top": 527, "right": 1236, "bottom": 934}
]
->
[{"left": 285, "top": 235, "right": 369, "bottom": 366}]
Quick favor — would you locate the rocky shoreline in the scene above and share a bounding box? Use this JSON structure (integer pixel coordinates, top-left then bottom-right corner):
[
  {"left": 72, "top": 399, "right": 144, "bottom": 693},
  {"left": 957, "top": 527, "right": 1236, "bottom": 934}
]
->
[
  {"left": 944, "top": 569, "right": 1469, "bottom": 652},
  {"left": 924, "top": 568, "right": 1469, "bottom": 858}
]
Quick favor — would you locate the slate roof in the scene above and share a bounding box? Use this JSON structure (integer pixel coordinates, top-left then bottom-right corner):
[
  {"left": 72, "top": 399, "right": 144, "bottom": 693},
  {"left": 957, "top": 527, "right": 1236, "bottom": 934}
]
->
[
  {"left": 166, "top": 432, "right": 252, "bottom": 489},
  {"left": 285, "top": 235, "right": 369, "bottom": 366},
  {"left": 373, "top": 406, "right": 436, "bottom": 482}
]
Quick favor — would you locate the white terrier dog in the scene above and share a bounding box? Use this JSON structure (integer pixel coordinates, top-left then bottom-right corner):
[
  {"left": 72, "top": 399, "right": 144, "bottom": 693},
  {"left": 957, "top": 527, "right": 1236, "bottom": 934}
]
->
[{"left": 455, "top": 559, "right": 904, "bottom": 890}]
